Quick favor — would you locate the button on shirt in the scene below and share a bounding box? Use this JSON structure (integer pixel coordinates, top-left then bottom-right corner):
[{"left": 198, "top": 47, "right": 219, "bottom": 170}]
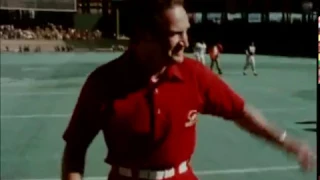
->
[{"left": 63, "top": 52, "right": 245, "bottom": 170}]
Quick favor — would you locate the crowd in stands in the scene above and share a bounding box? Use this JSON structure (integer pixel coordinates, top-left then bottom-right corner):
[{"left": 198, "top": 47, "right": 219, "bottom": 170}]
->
[
  {"left": 0, "top": 21, "right": 130, "bottom": 52},
  {"left": 0, "top": 23, "right": 107, "bottom": 52},
  {"left": 0, "top": 23, "right": 102, "bottom": 40}
]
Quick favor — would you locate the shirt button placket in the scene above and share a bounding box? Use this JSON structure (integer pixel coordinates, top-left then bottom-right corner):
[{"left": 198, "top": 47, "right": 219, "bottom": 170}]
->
[
  {"left": 151, "top": 87, "right": 160, "bottom": 140},
  {"left": 149, "top": 76, "right": 160, "bottom": 140},
  {"left": 154, "top": 88, "right": 160, "bottom": 115}
]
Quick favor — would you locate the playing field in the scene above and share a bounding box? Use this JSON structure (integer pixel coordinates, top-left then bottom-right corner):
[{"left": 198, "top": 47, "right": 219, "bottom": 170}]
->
[{"left": 0, "top": 52, "right": 317, "bottom": 180}]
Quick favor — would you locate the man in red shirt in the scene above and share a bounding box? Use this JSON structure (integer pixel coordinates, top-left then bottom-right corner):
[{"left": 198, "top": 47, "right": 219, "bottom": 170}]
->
[{"left": 61, "top": 0, "right": 315, "bottom": 180}]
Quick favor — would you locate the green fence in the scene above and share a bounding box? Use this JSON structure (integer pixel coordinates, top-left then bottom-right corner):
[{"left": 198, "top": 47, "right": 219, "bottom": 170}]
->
[{"left": 65, "top": 39, "right": 129, "bottom": 50}]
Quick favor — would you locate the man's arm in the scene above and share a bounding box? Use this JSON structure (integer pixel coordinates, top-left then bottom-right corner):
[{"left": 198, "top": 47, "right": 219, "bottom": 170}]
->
[
  {"left": 61, "top": 144, "right": 87, "bottom": 180},
  {"left": 234, "top": 105, "right": 300, "bottom": 153},
  {"left": 61, "top": 74, "right": 102, "bottom": 180},
  {"left": 197, "top": 64, "right": 314, "bottom": 171},
  {"left": 233, "top": 105, "right": 314, "bottom": 171}
]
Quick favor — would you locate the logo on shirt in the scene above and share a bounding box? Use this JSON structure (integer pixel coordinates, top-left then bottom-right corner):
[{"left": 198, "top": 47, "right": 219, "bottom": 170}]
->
[{"left": 185, "top": 110, "right": 198, "bottom": 127}]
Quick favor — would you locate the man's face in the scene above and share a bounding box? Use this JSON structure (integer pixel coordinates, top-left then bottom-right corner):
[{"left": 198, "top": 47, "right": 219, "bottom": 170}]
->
[
  {"left": 163, "top": 6, "right": 190, "bottom": 62},
  {"left": 157, "top": 6, "right": 190, "bottom": 63},
  {"left": 136, "top": 6, "right": 190, "bottom": 65}
]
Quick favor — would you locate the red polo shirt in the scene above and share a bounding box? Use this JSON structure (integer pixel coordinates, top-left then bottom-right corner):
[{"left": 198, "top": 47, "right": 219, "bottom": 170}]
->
[{"left": 63, "top": 52, "right": 245, "bottom": 175}]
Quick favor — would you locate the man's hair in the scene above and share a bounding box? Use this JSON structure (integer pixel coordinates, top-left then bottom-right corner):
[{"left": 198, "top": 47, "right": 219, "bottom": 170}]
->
[{"left": 124, "top": 0, "right": 184, "bottom": 42}]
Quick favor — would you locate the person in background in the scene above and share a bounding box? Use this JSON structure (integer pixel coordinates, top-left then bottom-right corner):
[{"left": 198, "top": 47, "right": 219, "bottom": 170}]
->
[
  {"left": 209, "top": 43, "right": 223, "bottom": 75},
  {"left": 193, "top": 40, "right": 207, "bottom": 65},
  {"left": 243, "top": 41, "right": 258, "bottom": 76}
]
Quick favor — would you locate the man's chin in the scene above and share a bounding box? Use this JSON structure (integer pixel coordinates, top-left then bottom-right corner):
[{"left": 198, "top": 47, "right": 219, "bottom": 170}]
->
[{"left": 171, "top": 54, "right": 184, "bottom": 63}]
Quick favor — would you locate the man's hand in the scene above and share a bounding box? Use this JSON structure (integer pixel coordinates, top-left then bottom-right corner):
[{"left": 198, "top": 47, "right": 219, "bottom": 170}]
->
[
  {"left": 234, "top": 105, "right": 316, "bottom": 172},
  {"left": 283, "top": 140, "right": 316, "bottom": 171},
  {"left": 61, "top": 144, "right": 86, "bottom": 180}
]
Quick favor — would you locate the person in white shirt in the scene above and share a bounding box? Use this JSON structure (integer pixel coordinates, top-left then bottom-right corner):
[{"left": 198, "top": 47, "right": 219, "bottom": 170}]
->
[
  {"left": 243, "top": 42, "right": 258, "bottom": 76},
  {"left": 193, "top": 41, "right": 207, "bottom": 65}
]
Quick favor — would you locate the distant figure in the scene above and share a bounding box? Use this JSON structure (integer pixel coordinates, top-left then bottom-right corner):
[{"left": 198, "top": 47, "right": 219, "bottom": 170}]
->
[
  {"left": 23, "top": 45, "right": 30, "bottom": 52},
  {"left": 193, "top": 41, "right": 206, "bottom": 65},
  {"left": 209, "top": 43, "right": 223, "bottom": 75},
  {"left": 34, "top": 46, "right": 41, "bottom": 52},
  {"left": 19, "top": 46, "right": 23, "bottom": 53},
  {"left": 243, "top": 42, "right": 257, "bottom": 76}
]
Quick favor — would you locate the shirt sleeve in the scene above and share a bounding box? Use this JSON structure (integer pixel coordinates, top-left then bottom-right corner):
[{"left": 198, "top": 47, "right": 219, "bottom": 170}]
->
[
  {"left": 197, "top": 64, "right": 245, "bottom": 120},
  {"left": 63, "top": 73, "right": 102, "bottom": 145}
]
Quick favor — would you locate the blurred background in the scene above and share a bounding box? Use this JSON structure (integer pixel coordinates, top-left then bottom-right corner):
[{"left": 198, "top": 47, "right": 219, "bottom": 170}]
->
[
  {"left": 0, "top": 0, "right": 318, "bottom": 57},
  {"left": 0, "top": 1, "right": 318, "bottom": 180}
]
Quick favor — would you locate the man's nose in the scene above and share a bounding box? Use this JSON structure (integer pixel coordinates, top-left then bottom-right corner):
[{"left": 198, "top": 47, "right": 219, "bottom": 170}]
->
[{"left": 180, "top": 33, "right": 189, "bottom": 48}]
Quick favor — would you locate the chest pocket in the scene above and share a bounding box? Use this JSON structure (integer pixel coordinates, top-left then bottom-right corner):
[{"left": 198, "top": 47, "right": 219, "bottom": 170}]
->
[{"left": 160, "top": 81, "right": 203, "bottom": 130}]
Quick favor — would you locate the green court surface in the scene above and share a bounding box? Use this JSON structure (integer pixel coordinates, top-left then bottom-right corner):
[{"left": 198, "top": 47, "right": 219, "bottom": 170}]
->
[{"left": 0, "top": 52, "right": 317, "bottom": 180}]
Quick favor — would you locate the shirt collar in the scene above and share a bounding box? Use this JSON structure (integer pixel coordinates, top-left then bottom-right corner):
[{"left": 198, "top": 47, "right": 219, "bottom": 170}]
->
[
  {"left": 165, "top": 63, "right": 184, "bottom": 81},
  {"left": 123, "top": 50, "right": 185, "bottom": 82}
]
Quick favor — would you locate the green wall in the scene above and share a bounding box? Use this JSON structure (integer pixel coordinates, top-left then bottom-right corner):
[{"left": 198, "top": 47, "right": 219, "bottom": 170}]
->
[{"left": 73, "top": 14, "right": 102, "bottom": 30}]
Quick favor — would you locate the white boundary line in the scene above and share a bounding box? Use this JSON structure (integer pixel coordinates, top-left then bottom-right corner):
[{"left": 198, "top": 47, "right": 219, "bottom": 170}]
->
[
  {"left": 1, "top": 114, "right": 71, "bottom": 119},
  {"left": 3, "top": 165, "right": 300, "bottom": 180},
  {"left": 1, "top": 91, "right": 78, "bottom": 96},
  {"left": 194, "top": 165, "right": 299, "bottom": 175},
  {"left": 0, "top": 107, "right": 313, "bottom": 120}
]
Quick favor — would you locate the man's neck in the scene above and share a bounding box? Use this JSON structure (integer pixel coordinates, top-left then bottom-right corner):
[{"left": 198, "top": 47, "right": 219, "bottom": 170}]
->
[
  {"left": 142, "top": 58, "right": 169, "bottom": 79},
  {"left": 128, "top": 47, "right": 170, "bottom": 78}
]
